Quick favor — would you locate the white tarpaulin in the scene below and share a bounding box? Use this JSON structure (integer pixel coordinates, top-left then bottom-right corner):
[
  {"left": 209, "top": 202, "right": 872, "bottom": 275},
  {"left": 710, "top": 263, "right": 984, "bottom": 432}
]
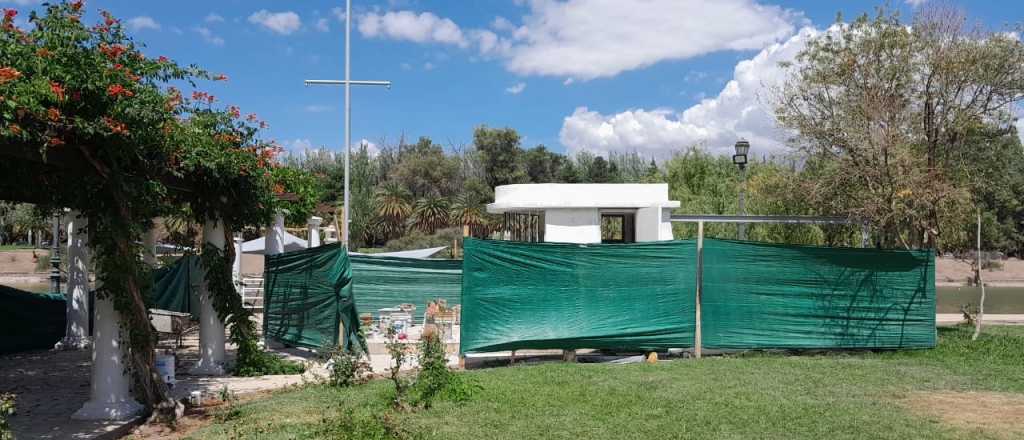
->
[
  {"left": 240, "top": 231, "right": 308, "bottom": 255},
  {"left": 349, "top": 246, "right": 447, "bottom": 259}
]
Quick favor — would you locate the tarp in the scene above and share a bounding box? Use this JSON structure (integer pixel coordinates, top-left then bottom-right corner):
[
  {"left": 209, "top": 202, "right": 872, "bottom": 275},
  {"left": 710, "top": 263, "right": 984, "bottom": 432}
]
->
[
  {"left": 0, "top": 285, "right": 66, "bottom": 354},
  {"left": 263, "top": 243, "right": 362, "bottom": 350},
  {"left": 350, "top": 255, "right": 461, "bottom": 321},
  {"left": 460, "top": 238, "right": 697, "bottom": 353},
  {"left": 151, "top": 255, "right": 201, "bottom": 317},
  {"left": 700, "top": 239, "right": 935, "bottom": 349},
  {"left": 241, "top": 232, "right": 309, "bottom": 255},
  {"left": 350, "top": 246, "right": 447, "bottom": 259}
]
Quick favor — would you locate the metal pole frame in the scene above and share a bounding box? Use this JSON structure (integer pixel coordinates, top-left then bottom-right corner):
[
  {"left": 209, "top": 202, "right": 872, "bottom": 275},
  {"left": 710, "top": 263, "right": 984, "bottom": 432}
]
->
[{"left": 677, "top": 214, "right": 870, "bottom": 359}]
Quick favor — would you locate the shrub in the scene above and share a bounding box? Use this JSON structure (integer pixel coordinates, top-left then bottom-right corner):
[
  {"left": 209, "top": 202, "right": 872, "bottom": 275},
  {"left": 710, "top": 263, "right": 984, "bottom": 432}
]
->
[
  {"left": 0, "top": 393, "right": 14, "bottom": 440},
  {"left": 323, "top": 343, "right": 371, "bottom": 387},
  {"left": 233, "top": 351, "right": 305, "bottom": 377}
]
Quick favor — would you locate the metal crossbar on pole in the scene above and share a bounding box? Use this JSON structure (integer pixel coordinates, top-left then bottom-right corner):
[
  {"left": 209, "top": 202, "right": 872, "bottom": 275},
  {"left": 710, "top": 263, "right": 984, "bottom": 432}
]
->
[{"left": 302, "top": 0, "right": 391, "bottom": 250}]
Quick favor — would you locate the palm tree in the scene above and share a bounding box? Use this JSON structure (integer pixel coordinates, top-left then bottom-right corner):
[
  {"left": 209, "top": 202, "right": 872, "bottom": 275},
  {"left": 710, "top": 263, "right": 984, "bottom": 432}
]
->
[
  {"left": 373, "top": 181, "right": 412, "bottom": 238},
  {"left": 450, "top": 194, "right": 486, "bottom": 227},
  {"left": 412, "top": 195, "right": 451, "bottom": 234}
]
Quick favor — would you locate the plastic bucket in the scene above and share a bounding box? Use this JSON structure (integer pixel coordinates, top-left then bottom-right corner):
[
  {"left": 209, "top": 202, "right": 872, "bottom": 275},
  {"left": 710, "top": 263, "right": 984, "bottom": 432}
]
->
[{"left": 155, "top": 353, "right": 176, "bottom": 388}]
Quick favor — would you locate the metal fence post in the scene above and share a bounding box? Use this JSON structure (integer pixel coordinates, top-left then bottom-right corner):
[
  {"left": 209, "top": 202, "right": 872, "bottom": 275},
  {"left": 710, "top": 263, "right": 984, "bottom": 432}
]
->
[{"left": 695, "top": 220, "right": 703, "bottom": 359}]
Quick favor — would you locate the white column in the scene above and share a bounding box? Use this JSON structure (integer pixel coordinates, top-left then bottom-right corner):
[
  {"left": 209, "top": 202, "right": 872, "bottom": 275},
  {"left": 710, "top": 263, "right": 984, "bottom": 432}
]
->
[
  {"left": 189, "top": 219, "right": 227, "bottom": 376},
  {"left": 56, "top": 211, "right": 91, "bottom": 350},
  {"left": 232, "top": 236, "right": 243, "bottom": 285},
  {"left": 142, "top": 225, "right": 158, "bottom": 267},
  {"left": 266, "top": 211, "right": 285, "bottom": 255},
  {"left": 72, "top": 283, "right": 143, "bottom": 420},
  {"left": 307, "top": 216, "right": 322, "bottom": 248}
]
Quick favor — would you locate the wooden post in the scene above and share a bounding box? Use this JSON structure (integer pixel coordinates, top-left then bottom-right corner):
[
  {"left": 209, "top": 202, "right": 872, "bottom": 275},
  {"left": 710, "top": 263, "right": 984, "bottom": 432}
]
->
[
  {"left": 695, "top": 220, "right": 703, "bottom": 359},
  {"left": 510, "top": 350, "right": 517, "bottom": 365}
]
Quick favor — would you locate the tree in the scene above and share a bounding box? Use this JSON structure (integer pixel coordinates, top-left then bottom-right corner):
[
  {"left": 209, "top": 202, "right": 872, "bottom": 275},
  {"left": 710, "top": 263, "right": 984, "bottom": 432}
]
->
[
  {"left": 390, "top": 137, "right": 459, "bottom": 198},
  {"left": 524, "top": 145, "right": 567, "bottom": 183},
  {"left": 372, "top": 181, "right": 411, "bottom": 240},
  {"left": 412, "top": 195, "right": 450, "bottom": 234},
  {"left": 772, "top": 6, "right": 1024, "bottom": 250},
  {"left": 474, "top": 126, "right": 527, "bottom": 187}
]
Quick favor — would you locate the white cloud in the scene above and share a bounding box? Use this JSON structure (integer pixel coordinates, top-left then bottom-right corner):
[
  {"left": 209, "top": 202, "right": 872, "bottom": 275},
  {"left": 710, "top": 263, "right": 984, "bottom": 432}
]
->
[
  {"left": 357, "top": 10, "right": 468, "bottom": 48},
  {"left": 125, "top": 16, "right": 160, "bottom": 32},
  {"left": 359, "top": 139, "right": 380, "bottom": 157},
  {"left": 359, "top": 1, "right": 798, "bottom": 81},
  {"left": 331, "top": 7, "right": 346, "bottom": 22},
  {"left": 283, "top": 138, "right": 314, "bottom": 153},
  {"left": 204, "top": 13, "right": 224, "bottom": 23},
  {"left": 248, "top": 10, "right": 301, "bottom": 35},
  {"left": 304, "top": 104, "right": 334, "bottom": 113},
  {"left": 559, "top": 26, "right": 823, "bottom": 158},
  {"left": 195, "top": 26, "right": 225, "bottom": 46},
  {"left": 505, "top": 82, "right": 527, "bottom": 94},
  {"left": 423, "top": 62, "right": 435, "bottom": 71},
  {"left": 905, "top": 0, "right": 928, "bottom": 7},
  {"left": 315, "top": 18, "right": 330, "bottom": 32},
  {"left": 505, "top": 0, "right": 798, "bottom": 80}
]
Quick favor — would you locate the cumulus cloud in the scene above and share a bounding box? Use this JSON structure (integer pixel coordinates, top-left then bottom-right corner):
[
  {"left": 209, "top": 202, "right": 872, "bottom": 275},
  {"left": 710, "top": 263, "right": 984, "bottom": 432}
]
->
[
  {"left": 125, "top": 16, "right": 160, "bottom": 32},
  {"left": 195, "top": 26, "right": 225, "bottom": 46},
  {"left": 505, "top": 82, "right": 527, "bottom": 94},
  {"left": 359, "top": 139, "right": 380, "bottom": 157},
  {"left": 331, "top": 7, "right": 346, "bottom": 22},
  {"left": 283, "top": 138, "right": 314, "bottom": 153},
  {"left": 559, "top": 26, "right": 824, "bottom": 158},
  {"left": 357, "top": 10, "right": 468, "bottom": 48},
  {"left": 315, "top": 17, "right": 330, "bottom": 32},
  {"left": 248, "top": 10, "right": 301, "bottom": 35},
  {"left": 905, "top": 0, "right": 928, "bottom": 7},
  {"left": 357, "top": 1, "right": 798, "bottom": 81},
  {"left": 204, "top": 13, "right": 224, "bottom": 23}
]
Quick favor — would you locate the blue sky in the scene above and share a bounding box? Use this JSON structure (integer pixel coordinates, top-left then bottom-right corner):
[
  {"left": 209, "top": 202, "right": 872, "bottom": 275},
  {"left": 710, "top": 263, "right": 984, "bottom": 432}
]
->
[{"left": 4, "top": 0, "right": 1021, "bottom": 158}]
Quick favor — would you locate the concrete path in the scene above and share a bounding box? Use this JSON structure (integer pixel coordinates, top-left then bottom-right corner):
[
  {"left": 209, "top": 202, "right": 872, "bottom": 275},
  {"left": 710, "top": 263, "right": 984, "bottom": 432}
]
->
[{"left": 936, "top": 314, "right": 1024, "bottom": 326}]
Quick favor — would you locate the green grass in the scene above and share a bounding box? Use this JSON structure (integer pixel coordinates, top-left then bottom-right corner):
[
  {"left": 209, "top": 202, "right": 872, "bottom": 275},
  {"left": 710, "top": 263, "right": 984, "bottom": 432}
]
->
[{"left": 188, "top": 326, "right": 1024, "bottom": 440}]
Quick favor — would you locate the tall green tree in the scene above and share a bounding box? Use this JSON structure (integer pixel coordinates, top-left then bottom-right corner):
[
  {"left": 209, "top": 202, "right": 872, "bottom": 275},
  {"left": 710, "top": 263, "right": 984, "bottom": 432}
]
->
[
  {"left": 474, "top": 126, "right": 527, "bottom": 187},
  {"left": 772, "top": 6, "right": 1024, "bottom": 250}
]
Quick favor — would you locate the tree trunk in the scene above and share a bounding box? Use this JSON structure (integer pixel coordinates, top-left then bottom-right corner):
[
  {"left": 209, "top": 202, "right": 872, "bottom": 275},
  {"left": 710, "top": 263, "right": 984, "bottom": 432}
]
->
[{"left": 972, "top": 209, "right": 985, "bottom": 341}]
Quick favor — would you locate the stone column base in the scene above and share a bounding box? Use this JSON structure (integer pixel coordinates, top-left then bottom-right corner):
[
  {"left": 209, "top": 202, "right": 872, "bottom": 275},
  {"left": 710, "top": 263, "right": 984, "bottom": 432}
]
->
[
  {"left": 71, "top": 398, "right": 144, "bottom": 421},
  {"left": 189, "top": 361, "right": 225, "bottom": 376},
  {"left": 54, "top": 336, "right": 92, "bottom": 351}
]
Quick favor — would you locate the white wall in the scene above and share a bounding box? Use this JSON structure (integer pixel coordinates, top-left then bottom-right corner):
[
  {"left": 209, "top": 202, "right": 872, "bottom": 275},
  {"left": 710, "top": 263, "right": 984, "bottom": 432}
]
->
[
  {"left": 544, "top": 208, "right": 601, "bottom": 244},
  {"left": 489, "top": 183, "right": 679, "bottom": 212}
]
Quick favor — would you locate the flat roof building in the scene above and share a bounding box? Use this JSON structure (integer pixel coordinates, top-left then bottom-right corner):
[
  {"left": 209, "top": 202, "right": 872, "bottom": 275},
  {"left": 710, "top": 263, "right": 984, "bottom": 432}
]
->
[{"left": 487, "top": 183, "right": 680, "bottom": 244}]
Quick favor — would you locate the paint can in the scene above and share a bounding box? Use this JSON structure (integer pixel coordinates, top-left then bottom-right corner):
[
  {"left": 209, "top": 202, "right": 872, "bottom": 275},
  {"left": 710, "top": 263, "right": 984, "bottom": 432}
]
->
[{"left": 155, "top": 353, "right": 176, "bottom": 388}]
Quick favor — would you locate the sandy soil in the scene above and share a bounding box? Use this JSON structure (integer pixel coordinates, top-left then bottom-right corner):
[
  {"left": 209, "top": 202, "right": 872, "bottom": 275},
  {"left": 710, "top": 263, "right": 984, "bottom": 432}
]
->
[
  {"left": 0, "top": 249, "right": 48, "bottom": 274},
  {"left": 903, "top": 391, "right": 1024, "bottom": 440},
  {"left": 936, "top": 256, "right": 1024, "bottom": 286}
]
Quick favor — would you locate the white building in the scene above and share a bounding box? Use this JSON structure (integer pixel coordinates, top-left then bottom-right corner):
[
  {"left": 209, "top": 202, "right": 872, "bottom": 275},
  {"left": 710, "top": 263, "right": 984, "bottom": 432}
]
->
[{"left": 486, "top": 183, "right": 680, "bottom": 244}]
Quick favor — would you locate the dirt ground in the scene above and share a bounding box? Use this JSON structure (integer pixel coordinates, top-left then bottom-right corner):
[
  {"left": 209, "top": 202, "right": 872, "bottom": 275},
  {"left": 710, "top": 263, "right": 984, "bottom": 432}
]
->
[
  {"left": 935, "top": 256, "right": 1024, "bottom": 285},
  {"left": 0, "top": 249, "right": 48, "bottom": 274},
  {"left": 903, "top": 391, "right": 1024, "bottom": 440}
]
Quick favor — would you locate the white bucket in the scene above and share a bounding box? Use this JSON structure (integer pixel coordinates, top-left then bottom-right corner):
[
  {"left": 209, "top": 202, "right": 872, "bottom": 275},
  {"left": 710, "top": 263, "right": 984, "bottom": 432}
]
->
[{"left": 155, "top": 353, "right": 176, "bottom": 388}]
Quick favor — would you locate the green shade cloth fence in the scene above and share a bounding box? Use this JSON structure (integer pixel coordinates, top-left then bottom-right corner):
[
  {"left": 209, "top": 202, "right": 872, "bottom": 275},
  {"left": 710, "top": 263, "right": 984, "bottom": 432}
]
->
[
  {"left": 350, "top": 255, "right": 462, "bottom": 322},
  {"left": 263, "top": 243, "right": 362, "bottom": 350},
  {"left": 151, "top": 255, "right": 201, "bottom": 317},
  {"left": 460, "top": 238, "right": 697, "bottom": 353},
  {"left": 460, "top": 238, "right": 935, "bottom": 354},
  {"left": 0, "top": 285, "right": 65, "bottom": 354},
  {"left": 700, "top": 239, "right": 935, "bottom": 349}
]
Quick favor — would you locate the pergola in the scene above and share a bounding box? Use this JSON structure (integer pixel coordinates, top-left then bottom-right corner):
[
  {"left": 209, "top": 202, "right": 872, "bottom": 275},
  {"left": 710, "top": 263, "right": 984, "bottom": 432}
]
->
[{"left": 0, "top": 144, "right": 294, "bottom": 421}]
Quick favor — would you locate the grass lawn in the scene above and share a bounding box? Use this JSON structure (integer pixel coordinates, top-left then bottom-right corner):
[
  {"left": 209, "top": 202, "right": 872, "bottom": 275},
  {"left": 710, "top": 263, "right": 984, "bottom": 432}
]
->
[{"left": 187, "top": 326, "right": 1024, "bottom": 440}]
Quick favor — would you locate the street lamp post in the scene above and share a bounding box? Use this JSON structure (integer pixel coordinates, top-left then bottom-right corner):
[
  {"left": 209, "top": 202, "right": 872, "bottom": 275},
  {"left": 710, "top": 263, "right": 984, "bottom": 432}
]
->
[{"left": 732, "top": 139, "right": 750, "bottom": 240}]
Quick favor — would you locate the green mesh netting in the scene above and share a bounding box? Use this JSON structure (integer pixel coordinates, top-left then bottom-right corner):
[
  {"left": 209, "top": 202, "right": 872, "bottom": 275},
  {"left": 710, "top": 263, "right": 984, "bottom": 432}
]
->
[
  {"left": 263, "top": 243, "right": 362, "bottom": 350},
  {"left": 0, "top": 285, "right": 65, "bottom": 354},
  {"left": 700, "top": 239, "right": 935, "bottom": 349},
  {"left": 460, "top": 238, "right": 697, "bottom": 353},
  {"left": 350, "top": 255, "right": 461, "bottom": 322},
  {"left": 150, "top": 255, "right": 201, "bottom": 317}
]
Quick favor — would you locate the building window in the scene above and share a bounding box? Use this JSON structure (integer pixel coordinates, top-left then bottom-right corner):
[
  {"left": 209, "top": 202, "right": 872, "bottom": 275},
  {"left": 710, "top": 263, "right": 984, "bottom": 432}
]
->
[{"left": 601, "top": 214, "right": 635, "bottom": 243}]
